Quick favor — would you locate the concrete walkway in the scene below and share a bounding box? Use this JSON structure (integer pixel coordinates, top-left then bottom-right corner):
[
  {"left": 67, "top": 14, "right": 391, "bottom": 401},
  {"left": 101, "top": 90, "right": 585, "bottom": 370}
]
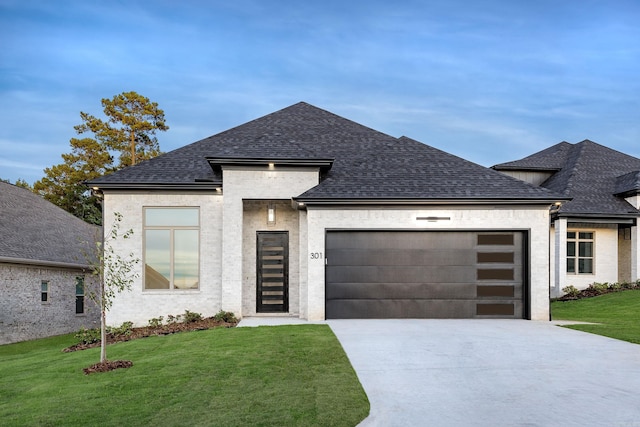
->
[{"left": 328, "top": 319, "right": 640, "bottom": 427}]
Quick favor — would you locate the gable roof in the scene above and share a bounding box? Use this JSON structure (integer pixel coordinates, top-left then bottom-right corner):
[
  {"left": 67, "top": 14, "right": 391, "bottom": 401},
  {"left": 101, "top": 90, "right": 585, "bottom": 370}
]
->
[
  {"left": 493, "top": 140, "right": 640, "bottom": 218},
  {"left": 0, "top": 182, "right": 99, "bottom": 268},
  {"left": 89, "top": 102, "right": 562, "bottom": 204}
]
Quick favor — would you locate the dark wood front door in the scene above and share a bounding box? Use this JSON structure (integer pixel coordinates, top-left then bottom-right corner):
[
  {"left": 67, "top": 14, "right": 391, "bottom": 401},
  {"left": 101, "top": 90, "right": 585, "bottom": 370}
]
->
[{"left": 257, "top": 231, "right": 289, "bottom": 313}]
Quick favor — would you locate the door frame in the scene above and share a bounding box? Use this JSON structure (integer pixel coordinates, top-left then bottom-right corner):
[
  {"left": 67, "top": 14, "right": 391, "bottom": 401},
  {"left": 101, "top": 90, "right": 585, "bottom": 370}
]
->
[{"left": 256, "top": 231, "right": 289, "bottom": 313}]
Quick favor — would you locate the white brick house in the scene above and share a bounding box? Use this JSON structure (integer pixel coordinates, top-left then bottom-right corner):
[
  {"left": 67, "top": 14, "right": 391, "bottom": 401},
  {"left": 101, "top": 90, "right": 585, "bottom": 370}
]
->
[
  {"left": 494, "top": 140, "right": 640, "bottom": 297},
  {"left": 0, "top": 182, "right": 100, "bottom": 344},
  {"left": 89, "top": 103, "right": 565, "bottom": 325}
]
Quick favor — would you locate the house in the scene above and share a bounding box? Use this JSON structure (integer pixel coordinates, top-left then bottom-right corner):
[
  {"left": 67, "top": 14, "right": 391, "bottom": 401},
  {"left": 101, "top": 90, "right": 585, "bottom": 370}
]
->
[
  {"left": 493, "top": 140, "right": 640, "bottom": 297},
  {"left": 87, "top": 102, "right": 565, "bottom": 324},
  {"left": 0, "top": 182, "right": 100, "bottom": 345}
]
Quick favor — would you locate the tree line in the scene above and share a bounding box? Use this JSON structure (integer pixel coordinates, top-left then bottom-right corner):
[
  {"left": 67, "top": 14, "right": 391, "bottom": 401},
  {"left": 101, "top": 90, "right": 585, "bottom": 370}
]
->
[{"left": 4, "top": 91, "right": 168, "bottom": 225}]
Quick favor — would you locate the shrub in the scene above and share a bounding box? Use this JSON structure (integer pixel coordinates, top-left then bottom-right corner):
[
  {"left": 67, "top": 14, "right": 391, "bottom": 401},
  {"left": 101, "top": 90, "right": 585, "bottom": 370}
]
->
[
  {"left": 108, "top": 321, "right": 134, "bottom": 337},
  {"left": 183, "top": 310, "right": 203, "bottom": 323},
  {"left": 610, "top": 282, "right": 623, "bottom": 291},
  {"left": 562, "top": 285, "right": 580, "bottom": 298},
  {"left": 588, "top": 282, "right": 609, "bottom": 295},
  {"left": 147, "top": 317, "right": 164, "bottom": 328},
  {"left": 166, "top": 314, "right": 182, "bottom": 324},
  {"left": 75, "top": 327, "right": 101, "bottom": 344},
  {"left": 213, "top": 310, "right": 238, "bottom": 323}
]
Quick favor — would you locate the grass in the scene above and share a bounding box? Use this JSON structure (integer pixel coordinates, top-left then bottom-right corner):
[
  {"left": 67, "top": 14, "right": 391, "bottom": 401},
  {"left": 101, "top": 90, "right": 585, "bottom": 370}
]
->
[
  {"left": 551, "top": 289, "right": 640, "bottom": 344},
  {"left": 0, "top": 325, "right": 369, "bottom": 426}
]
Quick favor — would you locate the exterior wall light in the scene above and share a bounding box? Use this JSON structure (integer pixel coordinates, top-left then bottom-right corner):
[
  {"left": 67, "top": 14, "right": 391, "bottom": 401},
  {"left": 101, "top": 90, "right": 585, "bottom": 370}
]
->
[{"left": 267, "top": 202, "right": 276, "bottom": 225}]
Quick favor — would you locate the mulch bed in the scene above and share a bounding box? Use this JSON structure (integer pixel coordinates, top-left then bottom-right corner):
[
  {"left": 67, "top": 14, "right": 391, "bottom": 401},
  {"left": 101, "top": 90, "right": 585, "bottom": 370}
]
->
[
  {"left": 556, "top": 286, "right": 640, "bottom": 301},
  {"left": 66, "top": 317, "right": 238, "bottom": 374}
]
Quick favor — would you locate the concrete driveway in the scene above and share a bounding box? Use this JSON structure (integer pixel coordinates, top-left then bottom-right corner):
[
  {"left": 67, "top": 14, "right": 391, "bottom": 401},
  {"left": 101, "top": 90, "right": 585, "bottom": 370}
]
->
[{"left": 327, "top": 319, "right": 640, "bottom": 427}]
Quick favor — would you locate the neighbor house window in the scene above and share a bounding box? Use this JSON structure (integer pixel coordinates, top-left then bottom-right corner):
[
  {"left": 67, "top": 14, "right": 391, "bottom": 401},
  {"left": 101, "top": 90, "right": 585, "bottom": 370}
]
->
[
  {"left": 76, "top": 276, "right": 85, "bottom": 314},
  {"left": 41, "top": 281, "right": 49, "bottom": 303},
  {"left": 144, "top": 207, "right": 200, "bottom": 290},
  {"left": 567, "top": 231, "right": 594, "bottom": 274}
]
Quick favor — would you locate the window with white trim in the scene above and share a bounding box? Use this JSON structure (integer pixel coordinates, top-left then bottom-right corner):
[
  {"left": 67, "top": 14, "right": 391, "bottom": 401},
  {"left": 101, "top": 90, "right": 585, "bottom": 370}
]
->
[
  {"left": 567, "top": 231, "right": 594, "bottom": 274},
  {"left": 144, "top": 207, "right": 200, "bottom": 290}
]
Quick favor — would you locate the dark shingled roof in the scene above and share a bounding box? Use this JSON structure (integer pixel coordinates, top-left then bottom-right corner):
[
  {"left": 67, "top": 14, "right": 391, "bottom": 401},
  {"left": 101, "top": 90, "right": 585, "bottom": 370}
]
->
[
  {"left": 494, "top": 140, "right": 640, "bottom": 218},
  {"left": 90, "top": 102, "right": 562, "bottom": 202},
  {"left": 0, "top": 182, "right": 99, "bottom": 267}
]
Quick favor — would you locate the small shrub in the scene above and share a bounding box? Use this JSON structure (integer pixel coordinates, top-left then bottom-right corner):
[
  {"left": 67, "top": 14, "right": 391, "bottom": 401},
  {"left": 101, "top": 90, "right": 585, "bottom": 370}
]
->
[
  {"left": 609, "top": 282, "right": 622, "bottom": 291},
  {"left": 562, "top": 285, "right": 580, "bottom": 298},
  {"left": 75, "top": 327, "right": 101, "bottom": 344},
  {"left": 166, "top": 314, "right": 182, "bottom": 324},
  {"left": 183, "top": 310, "right": 202, "bottom": 323},
  {"left": 588, "top": 282, "right": 609, "bottom": 295},
  {"left": 213, "top": 310, "right": 238, "bottom": 323},
  {"left": 147, "top": 316, "right": 164, "bottom": 328},
  {"left": 108, "top": 321, "right": 134, "bottom": 337}
]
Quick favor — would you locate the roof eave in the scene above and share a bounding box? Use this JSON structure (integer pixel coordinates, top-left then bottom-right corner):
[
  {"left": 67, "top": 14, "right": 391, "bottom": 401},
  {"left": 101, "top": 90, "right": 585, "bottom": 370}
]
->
[
  {"left": 0, "top": 256, "right": 93, "bottom": 270},
  {"left": 86, "top": 182, "right": 222, "bottom": 191},
  {"left": 293, "top": 197, "right": 566, "bottom": 207}
]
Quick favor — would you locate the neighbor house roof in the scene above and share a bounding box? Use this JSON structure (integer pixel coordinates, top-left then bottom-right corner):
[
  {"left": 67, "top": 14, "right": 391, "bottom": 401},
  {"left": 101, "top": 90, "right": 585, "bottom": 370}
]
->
[
  {"left": 89, "top": 102, "right": 563, "bottom": 204},
  {"left": 493, "top": 140, "right": 640, "bottom": 219},
  {"left": 0, "top": 182, "right": 99, "bottom": 269}
]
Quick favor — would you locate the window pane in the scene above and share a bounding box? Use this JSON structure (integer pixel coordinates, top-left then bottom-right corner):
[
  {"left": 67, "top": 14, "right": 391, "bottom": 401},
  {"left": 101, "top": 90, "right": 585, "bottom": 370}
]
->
[
  {"left": 145, "top": 229, "right": 171, "bottom": 289},
  {"left": 567, "top": 232, "right": 576, "bottom": 239},
  {"left": 41, "top": 292, "right": 48, "bottom": 302},
  {"left": 579, "top": 232, "right": 593, "bottom": 240},
  {"left": 579, "top": 258, "right": 593, "bottom": 274},
  {"left": 75, "top": 277, "right": 84, "bottom": 295},
  {"left": 41, "top": 282, "right": 48, "bottom": 292},
  {"left": 76, "top": 296, "right": 84, "bottom": 314},
  {"left": 579, "top": 242, "right": 593, "bottom": 257},
  {"left": 145, "top": 208, "right": 198, "bottom": 227},
  {"left": 567, "top": 242, "right": 576, "bottom": 257},
  {"left": 174, "top": 230, "right": 199, "bottom": 289},
  {"left": 567, "top": 258, "right": 575, "bottom": 273}
]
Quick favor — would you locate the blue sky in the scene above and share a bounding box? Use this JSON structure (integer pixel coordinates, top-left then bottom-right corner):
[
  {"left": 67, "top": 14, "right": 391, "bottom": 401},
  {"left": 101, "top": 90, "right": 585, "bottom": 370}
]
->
[{"left": 1, "top": 0, "right": 639, "bottom": 184}]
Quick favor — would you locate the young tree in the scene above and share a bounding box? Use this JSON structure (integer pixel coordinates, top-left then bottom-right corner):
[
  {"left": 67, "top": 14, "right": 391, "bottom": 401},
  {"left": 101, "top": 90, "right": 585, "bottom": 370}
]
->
[
  {"left": 87, "top": 212, "right": 140, "bottom": 365},
  {"left": 75, "top": 91, "right": 168, "bottom": 166}
]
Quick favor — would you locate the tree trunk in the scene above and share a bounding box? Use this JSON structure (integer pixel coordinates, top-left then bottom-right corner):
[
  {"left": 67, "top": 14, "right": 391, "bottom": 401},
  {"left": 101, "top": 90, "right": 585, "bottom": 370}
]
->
[
  {"left": 130, "top": 130, "right": 136, "bottom": 165},
  {"left": 100, "top": 307, "right": 107, "bottom": 363}
]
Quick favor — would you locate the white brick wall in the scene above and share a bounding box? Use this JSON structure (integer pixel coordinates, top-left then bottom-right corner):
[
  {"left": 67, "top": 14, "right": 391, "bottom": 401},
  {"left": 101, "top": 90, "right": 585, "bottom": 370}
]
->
[
  {"left": 552, "top": 223, "right": 620, "bottom": 295},
  {"left": 103, "top": 192, "right": 223, "bottom": 326},
  {"left": 0, "top": 263, "right": 99, "bottom": 344},
  {"left": 221, "top": 168, "right": 319, "bottom": 317}
]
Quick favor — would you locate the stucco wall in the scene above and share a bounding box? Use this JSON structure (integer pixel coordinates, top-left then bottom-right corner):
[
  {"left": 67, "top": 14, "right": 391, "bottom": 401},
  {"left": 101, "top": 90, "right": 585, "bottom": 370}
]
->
[
  {"left": 0, "top": 263, "right": 99, "bottom": 344},
  {"left": 103, "top": 192, "right": 223, "bottom": 326},
  {"left": 304, "top": 206, "right": 552, "bottom": 321}
]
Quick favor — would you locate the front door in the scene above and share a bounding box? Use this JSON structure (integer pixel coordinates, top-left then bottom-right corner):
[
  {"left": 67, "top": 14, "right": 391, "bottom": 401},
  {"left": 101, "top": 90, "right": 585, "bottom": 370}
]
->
[{"left": 257, "top": 231, "right": 289, "bottom": 313}]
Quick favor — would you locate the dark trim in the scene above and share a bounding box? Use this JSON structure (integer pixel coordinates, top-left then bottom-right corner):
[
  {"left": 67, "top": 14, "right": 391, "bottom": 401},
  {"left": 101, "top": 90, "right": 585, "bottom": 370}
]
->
[
  {"left": 0, "top": 256, "right": 92, "bottom": 270},
  {"left": 553, "top": 214, "right": 638, "bottom": 224},
  {"left": 491, "top": 165, "right": 561, "bottom": 172},
  {"left": 295, "top": 198, "right": 565, "bottom": 207},
  {"left": 207, "top": 157, "right": 334, "bottom": 173},
  {"left": 85, "top": 182, "right": 222, "bottom": 191}
]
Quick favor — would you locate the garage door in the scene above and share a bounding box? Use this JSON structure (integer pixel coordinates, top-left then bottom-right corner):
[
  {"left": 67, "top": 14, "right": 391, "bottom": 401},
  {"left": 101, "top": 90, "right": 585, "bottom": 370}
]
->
[{"left": 325, "top": 231, "right": 526, "bottom": 319}]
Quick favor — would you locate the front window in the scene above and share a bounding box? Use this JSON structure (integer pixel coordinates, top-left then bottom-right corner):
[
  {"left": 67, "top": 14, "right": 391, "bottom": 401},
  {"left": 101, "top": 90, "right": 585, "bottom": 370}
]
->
[
  {"left": 75, "top": 276, "right": 85, "bottom": 314},
  {"left": 567, "top": 231, "right": 594, "bottom": 274},
  {"left": 41, "top": 281, "right": 49, "bottom": 303},
  {"left": 144, "top": 207, "right": 200, "bottom": 290}
]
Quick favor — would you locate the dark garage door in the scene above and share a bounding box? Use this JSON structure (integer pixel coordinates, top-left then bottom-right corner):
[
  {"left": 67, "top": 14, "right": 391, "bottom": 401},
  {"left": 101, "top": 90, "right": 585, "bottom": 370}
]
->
[{"left": 325, "top": 231, "right": 526, "bottom": 319}]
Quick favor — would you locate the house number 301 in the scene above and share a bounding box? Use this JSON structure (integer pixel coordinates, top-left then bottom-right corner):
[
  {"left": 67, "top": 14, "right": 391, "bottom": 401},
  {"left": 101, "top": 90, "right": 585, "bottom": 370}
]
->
[{"left": 310, "top": 252, "right": 323, "bottom": 260}]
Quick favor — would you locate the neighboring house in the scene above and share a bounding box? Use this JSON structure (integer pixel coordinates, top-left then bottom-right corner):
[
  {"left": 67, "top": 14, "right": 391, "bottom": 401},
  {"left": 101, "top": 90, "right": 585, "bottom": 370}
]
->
[
  {"left": 88, "top": 102, "right": 565, "bottom": 324},
  {"left": 493, "top": 140, "right": 640, "bottom": 297},
  {"left": 0, "top": 182, "right": 100, "bottom": 345}
]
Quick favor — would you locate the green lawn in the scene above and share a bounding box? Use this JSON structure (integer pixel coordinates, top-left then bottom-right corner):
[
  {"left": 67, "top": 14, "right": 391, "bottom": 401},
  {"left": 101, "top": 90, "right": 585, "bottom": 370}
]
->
[
  {"left": 0, "top": 325, "right": 369, "bottom": 426},
  {"left": 551, "top": 290, "right": 640, "bottom": 344}
]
